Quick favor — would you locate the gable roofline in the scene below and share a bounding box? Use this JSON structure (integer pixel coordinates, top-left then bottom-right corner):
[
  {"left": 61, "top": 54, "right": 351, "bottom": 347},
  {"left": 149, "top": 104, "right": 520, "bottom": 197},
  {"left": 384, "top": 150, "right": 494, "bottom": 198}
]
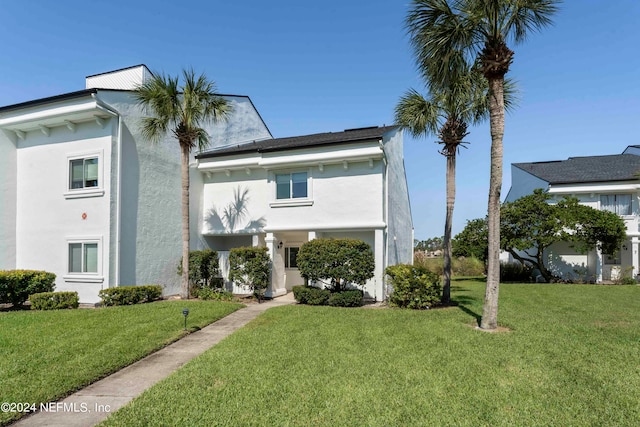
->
[
  {"left": 196, "top": 125, "right": 398, "bottom": 159},
  {"left": 85, "top": 64, "right": 154, "bottom": 79},
  {"left": 513, "top": 152, "right": 640, "bottom": 185},
  {"left": 0, "top": 89, "right": 98, "bottom": 113},
  {"left": 0, "top": 90, "right": 272, "bottom": 137}
]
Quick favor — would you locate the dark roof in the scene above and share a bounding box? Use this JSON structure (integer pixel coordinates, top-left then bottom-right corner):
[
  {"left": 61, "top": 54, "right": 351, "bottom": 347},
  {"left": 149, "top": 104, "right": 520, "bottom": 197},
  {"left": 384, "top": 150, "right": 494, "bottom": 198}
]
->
[
  {"left": 514, "top": 153, "right": 640, "bottom": 184},
  {"left": 197, "top": 125, "right": 398, "bottom": 159}
]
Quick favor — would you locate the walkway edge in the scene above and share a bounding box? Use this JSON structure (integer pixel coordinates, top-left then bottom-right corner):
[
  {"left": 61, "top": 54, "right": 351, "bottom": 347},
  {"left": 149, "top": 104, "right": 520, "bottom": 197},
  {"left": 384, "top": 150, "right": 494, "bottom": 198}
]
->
[{"left": 12, "top": 296, "right": 294, "bottom": 427}]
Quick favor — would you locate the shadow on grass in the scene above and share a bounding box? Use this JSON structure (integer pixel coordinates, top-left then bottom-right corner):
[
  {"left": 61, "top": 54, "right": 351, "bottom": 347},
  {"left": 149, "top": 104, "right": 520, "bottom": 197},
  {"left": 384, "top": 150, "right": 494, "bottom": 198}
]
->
[{"left": 451, "top": 294, "right": 482, "bottom": 326}]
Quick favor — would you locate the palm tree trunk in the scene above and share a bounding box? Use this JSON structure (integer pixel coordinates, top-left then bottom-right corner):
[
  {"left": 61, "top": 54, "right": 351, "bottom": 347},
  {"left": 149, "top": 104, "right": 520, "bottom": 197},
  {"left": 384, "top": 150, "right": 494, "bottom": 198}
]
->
[
  {"left": 442, "top": 153, "right": 456, "bottom": 304},
  {"left": 480, "top": 76, "right": 505, "bottom": 330},
  {"left": 180, "top": 144, "right": 190, "bottom": 299}
]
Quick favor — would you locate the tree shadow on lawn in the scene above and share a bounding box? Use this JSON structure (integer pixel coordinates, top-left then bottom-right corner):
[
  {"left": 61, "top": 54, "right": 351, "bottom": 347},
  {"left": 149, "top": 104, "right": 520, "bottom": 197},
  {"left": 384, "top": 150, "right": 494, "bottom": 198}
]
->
[{"left": 450, "top": 294, "right": 482, "bottom": 326}]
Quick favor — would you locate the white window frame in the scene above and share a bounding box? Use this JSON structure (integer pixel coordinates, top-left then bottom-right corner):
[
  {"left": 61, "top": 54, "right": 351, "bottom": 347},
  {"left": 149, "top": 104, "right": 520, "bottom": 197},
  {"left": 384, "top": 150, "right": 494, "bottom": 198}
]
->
[
  {"left": 64, "top": 150, "right": 105, "bottom": 199},
  {"left": 270, "top": 169, "right": 313, "bottom": 207},
  {"left": 64, "top": 237, "right": 104, "bottom": 283}
]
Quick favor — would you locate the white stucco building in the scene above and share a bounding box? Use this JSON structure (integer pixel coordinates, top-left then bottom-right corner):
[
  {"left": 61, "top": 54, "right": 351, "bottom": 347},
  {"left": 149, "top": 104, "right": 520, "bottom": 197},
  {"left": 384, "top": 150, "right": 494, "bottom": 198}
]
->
[
  {"left": 0, "top": 65, "right": 413, "bottom": 303},
  {"left": 505, "top": 146, "right": 640, "bottom": 282}
]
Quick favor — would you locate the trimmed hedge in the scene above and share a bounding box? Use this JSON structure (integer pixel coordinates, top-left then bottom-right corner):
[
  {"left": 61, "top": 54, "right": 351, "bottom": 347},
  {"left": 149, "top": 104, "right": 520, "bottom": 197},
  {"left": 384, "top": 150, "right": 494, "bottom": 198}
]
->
[
  {"left": 386, "top": 264, "right": 441, "bottom": 309},
  {"left": 229, "top": 247, "right": 270, "bottom": 300},
  {"left": 98, "top": 285, "right": 163, "bottom": 306},
  {"left": 0, "top": 270, "right": 56, "bottom": 306},
  {"left": 178, "top": 249, "right": 222, "bottom": 295},
  {"left": 292, "top": 285, "right": 330, "bottom": 305},
  {"left": 328, "top": 289, "right": 363, "bottom": 307},
  {"left": 29, "top": 291, "right": 79, "bottom": 310},
  {"left": 297, "top": 238, "right": 375, "bottom": 291},
  {"left": 196, "top": 288, "right": 234, "bottom": 301}
]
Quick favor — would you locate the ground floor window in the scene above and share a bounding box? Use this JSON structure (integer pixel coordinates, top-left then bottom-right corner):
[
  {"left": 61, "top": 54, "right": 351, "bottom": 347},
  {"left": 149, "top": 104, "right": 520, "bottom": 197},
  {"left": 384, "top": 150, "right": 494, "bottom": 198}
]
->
[
  {"left": 285, "top": 247, "right": 299, "bottom": 268},
  {"left": 604, "top": 251, "right": 621, "bottom": 265},
  {"left": 68, "top": 242, "right": 99, "bottom": 273}
]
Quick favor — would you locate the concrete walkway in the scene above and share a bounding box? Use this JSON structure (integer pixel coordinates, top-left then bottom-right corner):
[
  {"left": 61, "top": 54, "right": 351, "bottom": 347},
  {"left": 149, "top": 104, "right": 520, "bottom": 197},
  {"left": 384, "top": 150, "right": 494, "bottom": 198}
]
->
[{"left": 13, "top": 294, "right": 295, "bottom": 427}]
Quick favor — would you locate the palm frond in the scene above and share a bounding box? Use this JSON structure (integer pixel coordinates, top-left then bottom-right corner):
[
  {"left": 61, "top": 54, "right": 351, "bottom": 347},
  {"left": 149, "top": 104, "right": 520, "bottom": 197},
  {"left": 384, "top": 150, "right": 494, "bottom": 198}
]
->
[{"left": 394, "top": 89, "right": 442, "bottom": 138}]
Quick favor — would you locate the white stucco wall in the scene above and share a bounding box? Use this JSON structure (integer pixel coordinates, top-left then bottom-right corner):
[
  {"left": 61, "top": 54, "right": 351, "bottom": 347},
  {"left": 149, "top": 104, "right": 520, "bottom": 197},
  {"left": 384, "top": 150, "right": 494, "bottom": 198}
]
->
[
  {"left": 96, "top": 90, "right": 272, "bottom": 297},
  {"left": 0, "top": 131, "right": 17, "bottom": 269},
  {"left": 14, "top": 121, "right": 113, "bottom": 302},
  {"left": 200, "top": 160, "right": 384, "bottom": 234}
]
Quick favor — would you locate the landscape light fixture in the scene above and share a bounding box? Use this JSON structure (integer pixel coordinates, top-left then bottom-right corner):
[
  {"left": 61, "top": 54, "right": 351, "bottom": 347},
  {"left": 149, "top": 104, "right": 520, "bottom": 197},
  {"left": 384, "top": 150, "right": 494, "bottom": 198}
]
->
[{"left": 182, "top": 308, "right": 189, "bottom": 331}]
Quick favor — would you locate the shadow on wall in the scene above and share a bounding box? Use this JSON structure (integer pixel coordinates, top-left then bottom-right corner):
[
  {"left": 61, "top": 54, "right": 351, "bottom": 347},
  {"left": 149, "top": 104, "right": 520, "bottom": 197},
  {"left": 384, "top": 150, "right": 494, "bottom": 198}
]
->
[
  {"left": 205, "top": 186, "right": 266, "bottom": 234},
  {"left": 547, "top": 252, "right": 594, "bottom": 283},
  {"left": 119, "top": 125, "right": 139, "bottom": 285}
]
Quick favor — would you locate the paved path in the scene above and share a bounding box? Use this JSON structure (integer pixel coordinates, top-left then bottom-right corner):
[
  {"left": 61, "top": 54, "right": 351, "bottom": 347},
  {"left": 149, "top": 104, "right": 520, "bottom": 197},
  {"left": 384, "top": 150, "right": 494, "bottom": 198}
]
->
[{"left": 13, "top": 294, "right": 294, "bottom": 427}]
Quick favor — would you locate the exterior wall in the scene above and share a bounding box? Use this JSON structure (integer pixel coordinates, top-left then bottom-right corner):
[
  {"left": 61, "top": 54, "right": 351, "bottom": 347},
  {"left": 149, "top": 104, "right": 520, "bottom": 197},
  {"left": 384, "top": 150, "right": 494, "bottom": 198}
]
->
[
  {"left": 97, "top": 91, "right": 271, "bottom": 297},
  {"left": 15, "top": 121, "right": 113, "bottom": 303},
  {"left": 199, "top": 147, "right": 394, "bottom": 300},
  {"left": 383, "top": 129, "right": 413, "bottom": 266},
  {"left": 0, "top": 131, "right": 17, "bottom": 269},
  {"left": 504, "top": 165, "right": 549, "bottom": 202},
  {"left": 200, "top": 160, "right": 384, "bottom": 234},
  {"left": 86, "top": 65, "right": 153, "bottom": 90}
]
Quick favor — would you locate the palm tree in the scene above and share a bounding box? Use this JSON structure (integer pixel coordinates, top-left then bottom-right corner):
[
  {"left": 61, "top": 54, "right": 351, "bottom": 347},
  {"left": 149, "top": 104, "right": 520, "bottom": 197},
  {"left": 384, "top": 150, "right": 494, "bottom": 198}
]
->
[
  {"left": 135, "top": 69, "right": 231, "bottom": 299},
  {"left": 406, "top": 0, "right": 559, "bottom": 329},
  {"left": 395, "top": 69, "right": 490, "bottom": 304}
]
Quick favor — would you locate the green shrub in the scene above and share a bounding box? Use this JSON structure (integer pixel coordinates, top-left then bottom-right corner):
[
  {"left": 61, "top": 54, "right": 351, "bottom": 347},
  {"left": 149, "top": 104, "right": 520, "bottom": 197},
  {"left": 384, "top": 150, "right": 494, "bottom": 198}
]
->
[
  {"left": 0, "top": 270, "right": 56, "bottom": 306},
  {"left": 454, "top": 256, "right": 485, "bottom": 276},
  {"left": 413, "top": 254, "right": 485, "bottom": 277},
  {"left": 297, "top": 238, "right": 375, "bottom": 291},
  {"left": 386, "top": 264, "right": 441, "bottom": 309},
  {"left": 292, "top": 285, "right": 330, "bottom": 305},
  {"left": 328, "top": 289, "right": 364, "bottom": 307},
  {"left": 229, "top": 247, "right": 270, "bottom": 301},
  {"left": 178, "top": 249, "right": 221, "bottom": 296},
  {"left": 29, "top": 291, "right": 79, "bottom": 310},
  {"left": 99, "top": 285, "right": 163, "bottom": 306},
  {"left": 500, "top": 262, "right": 533, "bottom": 282},
  {"left": 196, "top": 288, "right": 234, "bottom": 301}
]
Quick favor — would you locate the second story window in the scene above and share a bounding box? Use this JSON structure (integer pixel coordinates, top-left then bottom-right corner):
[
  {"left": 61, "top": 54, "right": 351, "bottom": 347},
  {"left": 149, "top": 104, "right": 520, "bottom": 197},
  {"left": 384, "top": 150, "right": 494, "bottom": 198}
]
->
[
  {"left": 276, "top": 172, "right": 308, "bottom": 199},
  {"left": 70, "top": 157, "right": 99, "bottom": 190},
  {"left": 600, "top": 194, "right": 632, "bottom": 216}
]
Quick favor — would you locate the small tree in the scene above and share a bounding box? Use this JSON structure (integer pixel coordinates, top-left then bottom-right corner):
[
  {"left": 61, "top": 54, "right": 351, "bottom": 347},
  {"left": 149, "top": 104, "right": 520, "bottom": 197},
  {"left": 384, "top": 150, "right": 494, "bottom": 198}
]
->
[
  {"left": 452, "top": 218, "right": 489, "bottom": 265},
  {"left": 502, "top": 189, "right": 627, "bottom": 282},
  {"left": 228, "top": 247, "right": 270, "bottom": 301},
  {"left": 296, "top": 238, "right": 375, "bottom": 292}
]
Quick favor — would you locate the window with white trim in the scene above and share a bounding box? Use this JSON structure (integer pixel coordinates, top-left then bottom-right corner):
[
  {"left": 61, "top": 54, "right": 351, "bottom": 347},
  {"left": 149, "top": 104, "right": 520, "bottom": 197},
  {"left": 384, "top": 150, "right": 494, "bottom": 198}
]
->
[
  {"left": 276, "top": 172, "right": 308, "bottom": 199},
  {"left": 68, "top": 241, "right": 99, "bottom": 273},
  {"left": 69, "top": 157, "right": 99, "bottom": 190},
  {"left": 600, "top": 194, "right": 632, "bottom": 216},
  {"left": 285, "top": 247, "right": 300, "bottom": 268}
]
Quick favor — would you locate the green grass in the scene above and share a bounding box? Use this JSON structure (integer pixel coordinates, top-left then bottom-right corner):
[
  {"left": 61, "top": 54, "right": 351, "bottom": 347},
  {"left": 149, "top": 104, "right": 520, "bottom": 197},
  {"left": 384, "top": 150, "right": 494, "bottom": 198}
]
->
[
  {"left": 0, "top": 300, "right": 243, "bottom": 426},
  {"left": 101, "top": 281, "right": 640, "bottom": 426}
]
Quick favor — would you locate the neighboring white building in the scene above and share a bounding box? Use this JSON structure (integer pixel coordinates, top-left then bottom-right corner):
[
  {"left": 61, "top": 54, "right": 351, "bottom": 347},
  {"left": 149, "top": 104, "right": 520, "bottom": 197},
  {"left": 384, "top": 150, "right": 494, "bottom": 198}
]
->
[
  {"left": 505, "top": 147, "right": 640, "bottom": 282},
  {"left": 0, "top": 65, "right": 413, "bottom": 303}
]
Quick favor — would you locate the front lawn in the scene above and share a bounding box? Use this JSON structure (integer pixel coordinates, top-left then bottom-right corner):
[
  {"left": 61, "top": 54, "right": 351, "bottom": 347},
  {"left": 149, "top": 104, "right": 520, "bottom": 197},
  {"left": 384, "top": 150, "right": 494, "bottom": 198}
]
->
[
  {"left": 101, "top": 281, "right": 640, "bottom": 426},
  {"left": 0, "top": 300, "right": 243, "bottom": 426}
]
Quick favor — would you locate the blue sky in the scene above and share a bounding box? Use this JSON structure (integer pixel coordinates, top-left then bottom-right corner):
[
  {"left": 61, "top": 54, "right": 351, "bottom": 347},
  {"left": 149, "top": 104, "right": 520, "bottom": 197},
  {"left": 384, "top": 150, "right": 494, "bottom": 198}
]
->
[{"left": 1, "top": 1, "right": 639, "bottom": 240}]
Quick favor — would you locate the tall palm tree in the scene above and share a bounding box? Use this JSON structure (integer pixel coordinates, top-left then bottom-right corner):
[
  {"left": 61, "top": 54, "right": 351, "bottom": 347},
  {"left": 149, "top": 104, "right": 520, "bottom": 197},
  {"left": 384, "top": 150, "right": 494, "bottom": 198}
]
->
[
  {"left": 406, "top": 0, "right": 559, "bottom": 329},
  {"left": 135, "top": 69, "right": 231, "bottom": 299},
  {"left": 395, "top": 69, "right": 490, "bottom": 304}
]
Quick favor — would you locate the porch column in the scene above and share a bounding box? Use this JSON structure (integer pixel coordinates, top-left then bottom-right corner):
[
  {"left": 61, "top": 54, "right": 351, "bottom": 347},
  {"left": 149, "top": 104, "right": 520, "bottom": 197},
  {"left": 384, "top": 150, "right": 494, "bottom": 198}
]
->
[
  {"left": 265, "top": 233, "right": 286, "bottom": 297},
  {"left": 374, "top": 228, "right": 385, "bottom": 301},
  {"left": 632, "top": 237, "right": 639, "bottom": 278},
  {"left": 595, "top": 245, "right": 603, "bottom": 283}
]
